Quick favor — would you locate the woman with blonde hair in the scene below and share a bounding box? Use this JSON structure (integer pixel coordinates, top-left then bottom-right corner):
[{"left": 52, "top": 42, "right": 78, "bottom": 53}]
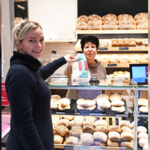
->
[{"left": 5, "top": 21, "right": 76, "bottom": 150}]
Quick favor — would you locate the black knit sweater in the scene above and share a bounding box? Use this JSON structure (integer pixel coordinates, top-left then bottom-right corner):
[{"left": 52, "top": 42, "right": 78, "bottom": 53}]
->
[{"left": 5, "top": 51, "right": 67, "bottom": 150}]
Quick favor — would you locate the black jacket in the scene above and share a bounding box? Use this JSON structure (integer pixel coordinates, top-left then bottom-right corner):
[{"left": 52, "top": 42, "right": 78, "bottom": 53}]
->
[{"left": 5, "top": 51, "right": 66, "bottom": 150}]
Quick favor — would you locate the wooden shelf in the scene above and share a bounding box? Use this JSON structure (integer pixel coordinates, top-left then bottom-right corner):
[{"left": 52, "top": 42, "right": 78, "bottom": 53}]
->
[
  {"left": 74, "top": 39, "right": 148, "bottom": 52},
  {"left": 75, "top": 30, "right": 148, "bottom": 34}
]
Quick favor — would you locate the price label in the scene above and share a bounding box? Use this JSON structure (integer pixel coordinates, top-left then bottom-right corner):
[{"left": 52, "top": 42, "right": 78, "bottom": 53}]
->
[
  {"left": 79, "top": 109, "right": 90, "bottom": 115},
  {"left": 51, "top": 109, "right": 56, "bottom": 114},
  {"left": 99, "top": 47, "right": 108, "bottom": 50},
  {"left": 78, "top": 146, "right": 89, "bottom": 150},
  {"left": 51, "top": 50, "right": 56, "bottom": 54},
  {"left": 64, "top": 145, "right": 74, "bottom": 150},
  {"left": 107, "top": 64, "right": 117, "bottom": 67},
  {"left": 119, "top": 47, "right": 129, "bottom": 50},
  {"left": 65, "top": 109, "right": 75, "bottom": 114},
  {"left": 106, "top": 110, "right": 116, "bottom": 116}
]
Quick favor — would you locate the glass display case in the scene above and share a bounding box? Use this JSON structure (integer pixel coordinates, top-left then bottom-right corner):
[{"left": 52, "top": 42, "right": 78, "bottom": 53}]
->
[{"left": 47, "top": 79, "right": 148, "bottom": 150}]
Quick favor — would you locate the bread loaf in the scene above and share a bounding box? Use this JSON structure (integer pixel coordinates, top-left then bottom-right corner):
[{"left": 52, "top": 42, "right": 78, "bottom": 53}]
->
[
  {"left": 93, "top": 132, "right": 107, "bottom": 142},
  {"left": 129, "top": 38, "right": 136, "bottom": 47},
  {"left": 134, "top": 13, "right": 148, "bottom": 20},
  {"left": 55, "top": 125, "right": 69, "bottom": 136},
  {"left": 66, "top": 136, "right": 79, "bottom": 145},
  {"left": 88, "top": 14, "right": 101, "bottom": 21},
  {"left": 141, "top": 54, "right": 148, "bottom": 63},
  {"left": 112, "top": 39, "right": 118, "bottom": 47},
  {"left": 54, "top": 135, "right": 63, "bottom": 144},
  {"left": 102, "top": 14, "right": 117, "bottom": 20},
  {"left": 99, "top": 41, "right": 109, "bottom": 47},
  {"left": 100, "top": 54, "right": 110, "bottom": 63},
  {"left": 110, "top": 54, "right": 120, "bottom": 63},
  {"left": 76, "top": 22, "right": 88, "bottom": 30},
  {"left": 95, "top": 125, "right": 109, "bottom": 134},
  {"left": 109, "top": 126, "right": 121, "bottom": 133},
  {"left": 123, "top": 38, "right": 130, "bottom": 46},
  {"left": 108, "top": 131, "right": 121, "bottom": 142},
  {"left": 107, "top": 139, "right": 119, "bottom": 147},
  {"left": 130, "top": 54, "right": 141, "bottom": 63},
  {"left": 88, "top": 20, "right": 102, "bottom": 30},
  {"left": 118, "top": 39, "right": 124, "bottom": 47},
  {"left": 118, "top": 14, "right": 133, "bottom": 20},
  {"left": 120, "top": 55, "right": 130, "bottom": 63},
  {"left": 80, "top": 133, "right": 93, "bottom": 146},
  {"left": 77, "top": 15, "right": 88, "bottom": 23}
]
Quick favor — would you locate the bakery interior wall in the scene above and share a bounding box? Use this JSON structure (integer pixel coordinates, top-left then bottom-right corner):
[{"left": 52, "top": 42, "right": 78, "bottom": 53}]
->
[{"left": 78, "top": 0, "right": 148, "bottom": 74}]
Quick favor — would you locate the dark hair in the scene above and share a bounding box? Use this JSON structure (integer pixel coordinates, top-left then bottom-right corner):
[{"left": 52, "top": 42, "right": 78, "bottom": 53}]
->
[{"left": 80, "top": 35, "right": 99, "bottom": 51}]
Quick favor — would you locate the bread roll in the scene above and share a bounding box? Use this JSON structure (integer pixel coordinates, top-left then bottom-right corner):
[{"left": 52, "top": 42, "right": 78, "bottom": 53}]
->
[
  {"left": 120, "top": 55, "right": 130, "bottom": 63},
  {"left": 69, "top": 120, "right": 83, "bottom": 128},
  {"left": 138, "top": 132, "right": 148, "bottom": 139},
  {"left": 55, "top": 125, "right": 69, "bottom": 136},
  {"left": 69, "top": 126, "right": 83, "bottom": 137},
  {"left": 137, "top": 126, "right": 147, "bottom": 133},
  {"left": 63, "top": 115, "right": 74, "bottom": 121},
  {"left": 84, "top": 116, "right": 97, "bottom": 122},
  {"left": 121, "top": 126, "right": 132, "bottom": 133},
  {"left": 134, "top": 13, "right": 148, "bottom": 20},
  {"left": 121, "top": 140, "right": 133, "bottom": 149},
  {"left": 109, "top": 126, "right": 121, "bottom": 133},
  {"left": 77, "top": 15, "right": 88, "bottom": 23},
  {"left": 77, "top": 98, "right": 96, "bottom": 107},
  {"left": 141, "top": 54, "right": 148, "bottom": 63},
  {"left": 110, "top": 93, "right": 122, "bottom": 101},
  {"left": 80, "top": 133, "right": 93, "bottom": 146},
  {"left": 130, "top": 54, "right": 141, "bottom": 63},
  {"left": 58, "top": 119, "right": 69, "bottom": 127},
  {"left": 95, "top": 120, "right": 107, "bottom": 127},
  {"left": 139, "top": 138, "right": 148, "bottom": 147},
  {"left": 54, "top": 135, "right": 63, "bottom": 144},
  {"left": 77, "top": 105, "right": 96, "bottom": 111},
  {"left": 107, "top": 139, "right": 119, "bottom": 147},
  {"left": 66, "top": 136, "right": 79, "bottom": 145},
  {"left": 83, "top": 120, "right": 95, "bottom": 127},
  {"left": 111, "top": 106, "right": 125, "bottom": 113},
  {"left": 139, "top": 106, "right": 148, "bottom": 113},
  {"left": 97, "top": 99, "right": 111, "bottom": 109},
  {"left": 108, "top": 131, "right": 121, "bottom": 142},
  {"left": 100, "top": 54, "right": 110, "bottom": 63},
  {"left": 58, "top": 98, "right": 70, "bottom": 107},
  {"left": 83, "top": 125, "right": 95, "bottom": 133},
  {"left": 119, "top": 120, "right": 131, "bottom": 128},
  {"left": 95, "top": 125, "right": 109, "bottom": 134},
  {"left": 110, "top": 54, "right": 120, "bottom": 63},
  {"left": 121, "top": 132, "right": 133, "bottom": 141},
  {"left": 93, "top": 132, "right": 107, "bottom": 142},
  {"left": 143, "top": 144, "right": 148, "bottom": 150},
  {"left": 111, "top": 100, "right": 125, "bottom": 107}
]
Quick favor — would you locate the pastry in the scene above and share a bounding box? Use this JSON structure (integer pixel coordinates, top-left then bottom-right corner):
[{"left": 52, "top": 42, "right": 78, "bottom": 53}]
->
[
  {"left": 83, "top": 125, "right": 95, "bottom": 133},
  {"left": 137, "top": 126, "right": 147, "bottom": 133},
  {"left": 95, "top": 125, "right": 109, "bottom": 134},
  {"left": 121, "top": 132, "right": 133, "bottom": 141},
  {"left": 93, "top": 132, "right": 107, "bottom": 142},
  {"left": 139, "top": 138, "right": 148, "bottom": 147},
  {"left": 107, "top": 139, "right": 119, "bottom": 147},
  {"left": 111, "top": 100, "right": 125, "bottom": 107},
  {"left": 119, "top": 120, "right": 131, "bottom": 128},
  {"left": 109, "top": 126, "right": 121, "bottom": 133},
  {"left": 138, "top": 132, "right": 148, "bottom": 139},
  {"left": 58, "top": 98, "right": 70, "bottom": 107},
  {"left": 110, "top": 93, "right": 122, "bottom": 101},
  {"left": 54, "top": 135, "right": 63, "bottom": 144},
  {"left": 55, "top": 125, "right": 69, "bottom": 136},
  {"left": 108, "top": 131, "right": 121, "bottom": 142},
  {"left": 66, "top": 136, "right": 79, "bottom": 145},
  {"left": 80, "top": 133, "right": 94, "bottom": 146},
  {"left": 58, "top": 119, "right": 70, "bottom": 127},
  {"left": 95, "top": 120, "right": 107, "bottom": 127},
  {"left": 111, "top": 106, "right": 125, "bottom": 113},
  {"left": 69, "top": 126, "right": 83, "bottom": 137},
  {"left": 77, "top": 98, "right": 96, "bottom": 107},
  {"left": 121, "top": 140, "right": 134, "bottom": 149}
]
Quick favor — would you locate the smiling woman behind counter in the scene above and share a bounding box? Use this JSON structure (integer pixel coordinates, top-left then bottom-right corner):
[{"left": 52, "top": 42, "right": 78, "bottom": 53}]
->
[{"left": 64, "top": 35, "right": 106, "bottom": 99}]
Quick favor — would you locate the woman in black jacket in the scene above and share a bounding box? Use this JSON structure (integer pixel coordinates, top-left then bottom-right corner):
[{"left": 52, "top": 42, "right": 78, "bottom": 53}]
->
[{"left": 5, "top": 21, "right": 76, "bottom": 150}]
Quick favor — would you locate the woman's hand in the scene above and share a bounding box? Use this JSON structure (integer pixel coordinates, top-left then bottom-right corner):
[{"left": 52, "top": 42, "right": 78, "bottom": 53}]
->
[{"left": 64, "top": 54, "right": 77, "bottom": 63}]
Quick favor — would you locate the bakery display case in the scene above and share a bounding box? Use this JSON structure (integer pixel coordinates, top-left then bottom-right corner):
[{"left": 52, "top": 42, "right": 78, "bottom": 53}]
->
[{"left": 47, "top": 79, "right": 148, "bottom": 150}]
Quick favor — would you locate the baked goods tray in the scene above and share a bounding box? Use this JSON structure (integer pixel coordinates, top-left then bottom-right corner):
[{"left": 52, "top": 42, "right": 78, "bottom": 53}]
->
[
  {"left": 54, "top": 144, "right": 133, "bottom": 150},
  {"left": 51, "top": 99, "right": 128, "bottom": 117}
]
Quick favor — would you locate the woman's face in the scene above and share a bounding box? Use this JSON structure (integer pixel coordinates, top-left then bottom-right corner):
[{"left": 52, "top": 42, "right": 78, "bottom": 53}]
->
[
  {"left": 18, "top": 27, "right": 45, "bottom": 59},
  {"left": 83, "top": 42, "right": 97, "bottom": 60}
]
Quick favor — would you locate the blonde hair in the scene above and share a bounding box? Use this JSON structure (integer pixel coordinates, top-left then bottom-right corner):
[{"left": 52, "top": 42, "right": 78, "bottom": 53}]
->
[{"left": 12, "top": 21, "right": 42, "bottom": 52}]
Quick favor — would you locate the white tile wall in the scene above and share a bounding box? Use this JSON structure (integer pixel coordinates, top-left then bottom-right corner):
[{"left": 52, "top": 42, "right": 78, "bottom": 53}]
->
[{"left": 28, "top": 0, "right": 78, "bottom": 75}]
